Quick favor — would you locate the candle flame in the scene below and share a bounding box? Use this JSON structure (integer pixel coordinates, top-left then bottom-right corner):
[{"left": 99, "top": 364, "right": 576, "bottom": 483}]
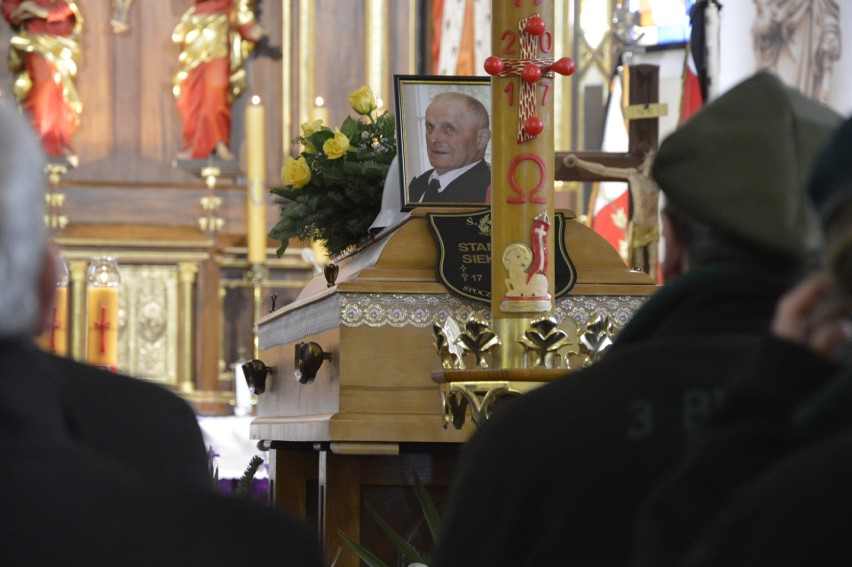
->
[
  {"left": 251, "top": 95, "right": 261, "bottom": 105},
  {"left": 315, "top": 96, "right": 325, "bottom": 107}
]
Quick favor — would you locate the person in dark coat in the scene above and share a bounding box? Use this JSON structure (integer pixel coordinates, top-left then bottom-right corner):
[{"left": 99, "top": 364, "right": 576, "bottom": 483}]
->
[
  {"left": 633, "top": 113, "right": 852, "bottom": 567},
  {"left": 0, "top": 97, "right": 323, "bottom": 566},
  {"left": 55, "top": 352, "right": 213, "bottom": 489},
  {"left": 408, "top": 91, "right": 491, "bottom": 205},
  {"left": 430, "top": 72, "right": 842, "bottom": 567}
]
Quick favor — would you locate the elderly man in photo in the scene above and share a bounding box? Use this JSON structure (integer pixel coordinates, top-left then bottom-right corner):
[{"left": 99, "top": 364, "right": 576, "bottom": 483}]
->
[{"left": 409, "top": 91, "right": 492, "bottom": 204}]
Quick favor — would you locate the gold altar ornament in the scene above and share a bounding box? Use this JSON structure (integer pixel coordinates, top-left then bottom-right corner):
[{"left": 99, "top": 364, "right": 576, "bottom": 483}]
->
[
  {"left": 517, "top": 315, "right": 577, "bottom": 369},
  {"left": 578, "top": 312, "right": 617, "bottom": 367},
  {"left": 455, "top": 313, "right": 501, "bottom": 368},
  {"left": 432, "top": 316, "right": 467, "bottom": 370}
]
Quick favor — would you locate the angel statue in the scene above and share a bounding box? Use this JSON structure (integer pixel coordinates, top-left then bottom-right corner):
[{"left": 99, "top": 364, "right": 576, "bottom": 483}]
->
[
  {"left": 172, "top": 0, "right": 266, "bottom": 161},
  {"left": 1, "top": 0, "right": 83, "bottom": 163}
]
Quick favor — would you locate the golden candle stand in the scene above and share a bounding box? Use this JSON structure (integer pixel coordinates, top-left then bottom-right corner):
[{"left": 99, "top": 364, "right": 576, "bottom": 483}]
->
[
  {"left": 198, "top": 166, "right": 225, "bottom": 233},
  {"left": 246, "top": 262, "right": 267, "bottom": 360},
  {"left": 44, "top": 163, "right": 69, "bottom": 231}
]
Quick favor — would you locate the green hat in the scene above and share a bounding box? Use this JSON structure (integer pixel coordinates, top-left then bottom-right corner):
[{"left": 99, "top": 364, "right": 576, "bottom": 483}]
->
[
  {"left": 808, "top": 115, "right": 852, "bottom": 224},
  {"left": 652, "top": 71, "right": 842, "bottom": 263}
]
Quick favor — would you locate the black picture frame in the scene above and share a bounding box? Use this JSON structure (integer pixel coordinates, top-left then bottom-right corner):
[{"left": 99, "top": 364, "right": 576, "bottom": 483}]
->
[{"left": 394, "top": 75, "right": 492, "bottom": 210}]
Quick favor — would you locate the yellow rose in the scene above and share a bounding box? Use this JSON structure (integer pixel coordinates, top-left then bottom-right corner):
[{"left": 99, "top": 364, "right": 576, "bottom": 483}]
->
[
  {"left": 323, "top": 129, "right": 350, "bottom": 160},
  {"left": 347, "top": 86, "right": 376, "bottom": 115},
  {"left": 281, "top": 156, "right": 311, "bottom": 188},
  {"left": 300, "top": 119, "right": 323, "bottom": 153},
  {"left": 300, "top": 119, "right": 323, "bottom": 137}
]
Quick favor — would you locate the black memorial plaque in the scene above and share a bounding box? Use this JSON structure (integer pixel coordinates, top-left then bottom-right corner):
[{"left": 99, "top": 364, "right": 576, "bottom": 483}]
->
[{"left": 427, "top": 209, "right": 577, "bottom": 304}]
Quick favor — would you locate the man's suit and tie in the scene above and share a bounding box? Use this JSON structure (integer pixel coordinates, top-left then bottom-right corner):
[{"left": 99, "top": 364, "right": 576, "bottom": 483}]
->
[{"left": 408, "top": 159, "right": 491, "bottom": 204}]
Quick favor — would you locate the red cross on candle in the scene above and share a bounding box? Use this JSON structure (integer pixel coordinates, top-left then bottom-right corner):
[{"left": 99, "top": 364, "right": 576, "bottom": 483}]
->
[
  {"left": 94, "top": 306, "right": 111, "bottom": 354},
  {"left": 484, "top": 15, "right": 575, "bottom": 143},
  {"left": 47, "top": 308, "right": 61, "bottom": 353}
]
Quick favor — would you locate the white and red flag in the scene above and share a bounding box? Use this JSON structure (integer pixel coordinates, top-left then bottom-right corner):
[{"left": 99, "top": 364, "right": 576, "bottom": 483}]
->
[{"left": 432, "top": 0, "right": 491, "bottom": 76}]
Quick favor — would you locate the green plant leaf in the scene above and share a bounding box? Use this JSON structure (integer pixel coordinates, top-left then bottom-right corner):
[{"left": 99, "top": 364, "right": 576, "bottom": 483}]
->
[
  {"left": 307, "top": 130, "right": 334, "bottom": 148},
  {"left": 328, "top": 546, "right": 343, "bottom": 567},
  {"left": 412, "top": 470, "right": 442, "bottom": 544},
  {"left": 363, "top": 499, "right": 426, "bottom": 564},
  {"left": 336, "top": 529, "right": 389, "bottom": 567},
  {"left": 233, "top": 455, "right": 264, "bottom": 499},
  {"left": 340, "top": 116, "right": 359, "bottom": 138}
]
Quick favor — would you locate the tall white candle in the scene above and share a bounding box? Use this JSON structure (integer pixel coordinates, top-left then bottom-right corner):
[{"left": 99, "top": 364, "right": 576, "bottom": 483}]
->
[{"left": 246, "top": 96, "right": 267, "bottom": 265}]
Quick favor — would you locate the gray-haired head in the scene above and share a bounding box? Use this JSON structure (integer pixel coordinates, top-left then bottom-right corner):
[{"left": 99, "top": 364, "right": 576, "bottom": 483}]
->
[
  {"left": 431, "top": 92, "right": 490, "bottom": 130},
  {"left": 0, "top": 100, "right": 47, "bottom": 339}
]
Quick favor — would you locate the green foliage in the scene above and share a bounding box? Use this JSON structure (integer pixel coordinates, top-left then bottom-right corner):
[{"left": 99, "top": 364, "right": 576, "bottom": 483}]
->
[
  {"left": 337, "top": 471, "right": 441, "bottom": 567},
  {"left": 412, "top": 470, "right": 441, "bottom": 544},
  {"left": 233, "top": 454, "right": 264, "bottom": 499},
  {"left": 336, "top": 530, "right": 389, "bottom": 567},
  {"left": 269, "top": 91, "right": 397, "bottom": 259}
]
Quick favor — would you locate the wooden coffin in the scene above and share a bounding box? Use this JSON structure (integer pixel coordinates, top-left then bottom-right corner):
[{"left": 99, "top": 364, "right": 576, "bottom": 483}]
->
[{"left": 250, "top": 209, "right": 657, "bottom": 451}]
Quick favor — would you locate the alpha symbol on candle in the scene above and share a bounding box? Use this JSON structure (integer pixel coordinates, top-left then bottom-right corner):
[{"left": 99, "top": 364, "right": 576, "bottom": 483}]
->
[{"left": 94, "top": 306, "right": 112, "bottom": 354}]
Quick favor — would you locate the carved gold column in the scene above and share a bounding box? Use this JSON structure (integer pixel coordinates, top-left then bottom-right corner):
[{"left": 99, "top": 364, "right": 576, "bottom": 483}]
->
[
  {"left": 68, "top": 260, "right": 88, "bottom": 362},
  {"left": 178, "top": 262, "right": 198, "bottom": 393}
]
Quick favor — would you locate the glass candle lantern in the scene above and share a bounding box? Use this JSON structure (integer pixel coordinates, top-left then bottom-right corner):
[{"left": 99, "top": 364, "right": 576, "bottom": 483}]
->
[
  {"left": 36, "top": 256, "right": 70, "bottom": 356},
  {"left": 86, "top": 256, "right": 121, "bottom": 371}
]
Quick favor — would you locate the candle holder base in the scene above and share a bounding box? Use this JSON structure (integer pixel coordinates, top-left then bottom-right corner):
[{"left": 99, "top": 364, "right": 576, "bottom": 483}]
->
[{"left": 247, "top": 263, "right": 267, "bottom": 286}]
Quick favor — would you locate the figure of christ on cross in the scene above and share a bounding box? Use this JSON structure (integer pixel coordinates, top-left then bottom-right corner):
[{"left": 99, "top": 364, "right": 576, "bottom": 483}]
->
[{"left": 564, "top": 152, "right": 660, "bottom": 277}]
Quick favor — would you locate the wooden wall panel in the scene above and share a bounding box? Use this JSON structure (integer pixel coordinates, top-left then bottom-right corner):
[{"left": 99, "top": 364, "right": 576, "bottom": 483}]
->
[
  {"left": 76, "top": 1, "right": 113, "bottom": 160},
  {"left": 314, "top": 0, "right": 367, "bottom": 127}
]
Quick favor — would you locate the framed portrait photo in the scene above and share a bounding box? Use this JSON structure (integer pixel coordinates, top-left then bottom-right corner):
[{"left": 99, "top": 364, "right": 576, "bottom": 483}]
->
[{"left": 394, "top": 75, "right": 492, "bottom": 210}]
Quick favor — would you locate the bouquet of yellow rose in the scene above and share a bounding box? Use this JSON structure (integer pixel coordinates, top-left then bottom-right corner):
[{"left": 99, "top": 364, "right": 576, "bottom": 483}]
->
[{"left": 269, "top": 86, "right": 397, "bottom": 258}]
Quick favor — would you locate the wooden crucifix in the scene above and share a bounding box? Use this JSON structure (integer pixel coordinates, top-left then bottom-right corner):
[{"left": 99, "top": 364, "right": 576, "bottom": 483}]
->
[
  {"left": 555, "top": 64, "right": 662, "bottom": 180},
  {"left": 555, "top": 64, "right": 664, "bottom": 276}
]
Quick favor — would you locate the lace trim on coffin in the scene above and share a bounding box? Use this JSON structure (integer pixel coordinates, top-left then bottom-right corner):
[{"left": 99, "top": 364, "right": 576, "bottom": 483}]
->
[{"left": 258, "top": 293, "right": 647, "bottom": 351}]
